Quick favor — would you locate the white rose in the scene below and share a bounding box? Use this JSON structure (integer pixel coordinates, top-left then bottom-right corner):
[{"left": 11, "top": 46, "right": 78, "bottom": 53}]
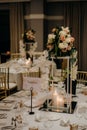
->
[
  {"left": 59, "top": 30, "right": 67, "bottom": 36},
  {"left": 65, "top": 37, "right": 71, "bottom": 43},
  {"left": 59, "top": 42, "right": 68, "bottom": 49},
  {"left": 62, "top": 26, "right": 70, "bottom": 33},
  {"left": 48, "top": 34, "right": 56, "bottom": 39}
]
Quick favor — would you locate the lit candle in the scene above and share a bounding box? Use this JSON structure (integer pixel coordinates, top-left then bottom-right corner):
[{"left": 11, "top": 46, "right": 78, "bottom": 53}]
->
[
  {"left": 56, "top": 94, "right": 64, "bottom": 111},
  {"left": 59, "top": 96, "right": 64, "bottom": 108},
  {"left": 53, "top": 89, "right": 58, "bottom": 96},
  {"left": 56, "top": 96, "right": 59, "bottom": 109},
  {"left": 26, "top": 60, "right": 29, "bottom": 65},
  {"left": 25, "top": 58, "right": 32, "bottom": 67},
  {"left": 52, "top": 89, "right": 58, "bottom": 106}
]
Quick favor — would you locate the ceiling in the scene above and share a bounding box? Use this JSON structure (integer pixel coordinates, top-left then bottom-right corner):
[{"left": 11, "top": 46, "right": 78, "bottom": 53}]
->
[
  {"left": 0, "top": 0, "right": 82, "bottom": 3},
  {"left": 0, "top": 0, "right": 30, "bottom": 3}
]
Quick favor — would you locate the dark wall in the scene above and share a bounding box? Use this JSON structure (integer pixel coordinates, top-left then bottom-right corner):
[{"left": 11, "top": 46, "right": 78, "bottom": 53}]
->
[{"left": 0, "top": 10, "right": 10, "bottom": 53}]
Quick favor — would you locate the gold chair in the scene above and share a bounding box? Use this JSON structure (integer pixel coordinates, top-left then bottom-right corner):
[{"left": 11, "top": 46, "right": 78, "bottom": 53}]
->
[
  {"left": 0, "top": 67, "right": 17, "bottom": 96},
  {"left": 32, "top": 51, "right": 44, "bottom": 59},
  {"left": 23, "top": 67, "right": 41, "bottom": 78},
  {"left": 0, "top": 74, "right": 7, "bottom": 100},
  {"left": 11, "top": 53, "right": 21, "bottom": 60},
  {"left": 77, "top": 71, "right": 87, "bottom": 85}
]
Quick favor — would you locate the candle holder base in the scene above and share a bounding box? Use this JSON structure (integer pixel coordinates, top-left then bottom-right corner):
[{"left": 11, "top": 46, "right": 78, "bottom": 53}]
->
[
  {"left": 39, "top": 99, "right": 77, "bottom": 114},
  {"left": 29, "top": 111, "right": 35, "bottom": 115}
]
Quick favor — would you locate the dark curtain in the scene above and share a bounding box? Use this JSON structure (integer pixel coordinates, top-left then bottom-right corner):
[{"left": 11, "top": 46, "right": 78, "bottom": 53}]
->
[
  {"left": 80, "top": 2, "right": 87, "bottom": 71},
  {"left": 10, "top": 2, "right": 24, "bottom": 53},
  {"left": 64, "top": 1, "right": 87, "bottom": 71}
]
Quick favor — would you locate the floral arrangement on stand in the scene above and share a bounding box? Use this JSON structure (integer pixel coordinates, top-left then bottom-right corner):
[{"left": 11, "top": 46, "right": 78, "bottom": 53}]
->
[
  {"left": 23, "top": 28, "right": 36, "bottom": 43},
  {"left": 19, "top": 28, "right": 37, "bottom": 59},
  {"left": 19, "top": 40, "right": 26, "bottom": 58},
  {"left": 46, "top": 26, "right": 78, "bottom": 95},
  {"left": 47, "top": 26, "right": 76, "bottom": 57}
]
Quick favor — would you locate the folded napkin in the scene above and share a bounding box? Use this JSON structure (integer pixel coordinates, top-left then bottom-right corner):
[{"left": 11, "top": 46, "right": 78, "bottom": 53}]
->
[
  {"left": 1, "top": 125, "right": 15, "bottom": 130},
  {"left": 0, "top": 113, "right": 7, "bottom": 119},
  {"left": 2, "top": 99, "right": 15, "bottom": 103},
  {"left": 0, "top": 103, "right": 13, "bottom": 110}
]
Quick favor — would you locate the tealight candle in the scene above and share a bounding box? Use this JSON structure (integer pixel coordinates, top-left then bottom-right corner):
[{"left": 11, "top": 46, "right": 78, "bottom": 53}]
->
[
  {"left": 58, "top": 96, "right": 64, "bottom": 108},
  {"left": 53, "top": 89, "right": 58, "bottom": 96},
  {"left": 26, "top": 58, "right": 30, "bottom": 65},
  {"left": 56, "top": 96, "right": 60, "bottom": 108},
  {"left": 52, "top": 89, "right": 58, "bottom": 106}
]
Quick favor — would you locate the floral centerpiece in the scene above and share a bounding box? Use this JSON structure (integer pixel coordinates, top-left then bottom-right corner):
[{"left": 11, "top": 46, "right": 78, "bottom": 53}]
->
[
  {"left": 19, "top": 28, "right": 37, "bottom": 59},
  {"left": 46, "top": 26, "right": 78, "bottom": 95},
  {"left": 23, "top": 28, "right": 36, "bottom": 43},
  {"left": 47, "top": 26, "right": 76, "bottom": 57}
]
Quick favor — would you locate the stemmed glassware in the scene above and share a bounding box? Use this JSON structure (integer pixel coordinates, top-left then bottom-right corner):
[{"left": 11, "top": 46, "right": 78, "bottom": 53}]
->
[{"left": 12, "top": 100, "right": 29, "bottom": 129}]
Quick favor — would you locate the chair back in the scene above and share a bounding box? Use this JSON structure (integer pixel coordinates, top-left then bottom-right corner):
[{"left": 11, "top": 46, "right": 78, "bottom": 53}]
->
[
  {"left": 23, "top": 67, "right": 41, "bottom": 78},
  {"left": 77, "top": 71, "right": 87, "bottom": 84},
  {"left": 32, "top": 51, "right": 44, "bottom": 59},
  {"left": 0, "top": 67, "right": 9, "bottom": 90},
  {"left": 11, "top": 53, "right": 21, "bottom": 60},
  {"left": 0, "top": 73, "right": 7, "bottom": 100},
  {"left": 0, "top": 67, "right": 18, "bottom": 95}
]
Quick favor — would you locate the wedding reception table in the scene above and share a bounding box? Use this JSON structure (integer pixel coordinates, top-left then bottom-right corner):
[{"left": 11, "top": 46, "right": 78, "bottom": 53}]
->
[
  {"left": 0, "top": 85, "right": 87, "bottom": 130},
  {"left": 0, "top": 59, "right": 29, "bottom": 90},
  {"left": 0, "top": 53, "right": 87, "bottom": 130},
  {"left": 0, "top": 55, "right": 56, "bottom": 91}
]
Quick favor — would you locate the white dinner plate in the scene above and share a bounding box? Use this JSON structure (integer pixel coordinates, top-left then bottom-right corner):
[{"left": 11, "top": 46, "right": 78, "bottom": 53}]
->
[
  {"left": 1, "top": 125, "right": 15, "bottom": 130},
  {"left": 48, "top": 115, "right": 60, "bottom": 121},
  {"left": 24, "top": 98, "right": 44, "bottom": 108}
]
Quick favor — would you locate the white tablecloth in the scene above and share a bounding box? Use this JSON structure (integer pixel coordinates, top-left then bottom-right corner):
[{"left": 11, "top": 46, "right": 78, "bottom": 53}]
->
[
  {"left": 0, "top": 88, "right": 87, "bottom": 130},
  {"left": 0, "top": 57, "right": 56, "bottom": 91}
]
